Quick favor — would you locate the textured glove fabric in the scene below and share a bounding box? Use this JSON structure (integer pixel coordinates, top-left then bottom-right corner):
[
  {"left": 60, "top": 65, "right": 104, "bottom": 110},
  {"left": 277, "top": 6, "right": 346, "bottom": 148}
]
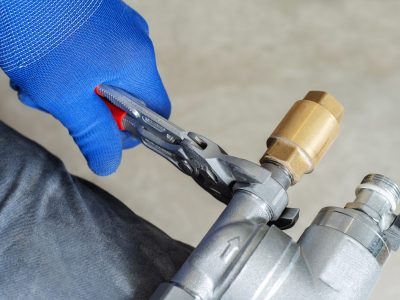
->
[{"left": 0, "top": 0, "right": 170, "bottom": 175}]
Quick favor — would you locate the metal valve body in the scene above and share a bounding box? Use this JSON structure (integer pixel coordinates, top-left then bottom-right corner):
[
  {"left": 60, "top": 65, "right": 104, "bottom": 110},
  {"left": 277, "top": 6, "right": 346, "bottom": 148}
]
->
[{"left": 154, "top": 173, "right": 400, "bottom": 300}]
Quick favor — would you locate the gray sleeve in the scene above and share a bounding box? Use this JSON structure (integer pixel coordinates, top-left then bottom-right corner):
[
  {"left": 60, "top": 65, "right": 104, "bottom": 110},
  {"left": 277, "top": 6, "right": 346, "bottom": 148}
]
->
[{"left": 0, "top": 121, "right": 192, "bottom": 299}]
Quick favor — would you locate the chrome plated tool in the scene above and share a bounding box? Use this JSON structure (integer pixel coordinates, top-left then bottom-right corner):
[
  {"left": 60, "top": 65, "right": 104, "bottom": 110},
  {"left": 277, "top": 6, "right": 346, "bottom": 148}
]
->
[{"left": 96, "top": 84, "right": 277, "bottom": 205}]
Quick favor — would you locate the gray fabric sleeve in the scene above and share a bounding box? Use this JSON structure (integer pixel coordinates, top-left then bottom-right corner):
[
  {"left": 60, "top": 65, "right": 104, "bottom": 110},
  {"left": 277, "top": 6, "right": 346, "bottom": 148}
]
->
[{"left": 0, "top": 121, "right": 192, "bottom": 299}]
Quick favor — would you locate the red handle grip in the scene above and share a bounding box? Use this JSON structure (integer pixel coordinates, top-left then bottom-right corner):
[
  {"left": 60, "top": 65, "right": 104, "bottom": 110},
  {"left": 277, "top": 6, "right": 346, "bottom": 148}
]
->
[{"left": 95, "top": 86, "right": 126, "bottom": 130}]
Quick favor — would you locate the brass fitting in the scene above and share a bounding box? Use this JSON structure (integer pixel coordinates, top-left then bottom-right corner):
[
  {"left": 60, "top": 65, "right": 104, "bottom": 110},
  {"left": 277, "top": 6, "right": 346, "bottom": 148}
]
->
[{"left": 260, "top": 91, "right": 344, "bottom": 185}]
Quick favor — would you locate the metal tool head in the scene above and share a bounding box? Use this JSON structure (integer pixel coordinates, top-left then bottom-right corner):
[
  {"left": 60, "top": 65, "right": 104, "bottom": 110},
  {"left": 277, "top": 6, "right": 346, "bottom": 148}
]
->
[
  {"left": 97, "top": 84, "right": 246, "bottom": 203},
  {"left": 97, "top": 84, "right": 299, "bottom": 228}
]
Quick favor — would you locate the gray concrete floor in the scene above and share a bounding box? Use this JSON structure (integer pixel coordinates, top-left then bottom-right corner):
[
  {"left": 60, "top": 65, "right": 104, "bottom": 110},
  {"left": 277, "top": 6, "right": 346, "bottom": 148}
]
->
[{"left": 1, "top": 0, "right": 400, "bottom": 298}]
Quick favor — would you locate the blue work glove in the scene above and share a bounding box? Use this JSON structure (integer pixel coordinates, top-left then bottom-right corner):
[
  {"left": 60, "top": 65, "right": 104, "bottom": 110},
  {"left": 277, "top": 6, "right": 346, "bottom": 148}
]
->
[{"left": 0, "top": 0, "right": 170, "bottom": 175}]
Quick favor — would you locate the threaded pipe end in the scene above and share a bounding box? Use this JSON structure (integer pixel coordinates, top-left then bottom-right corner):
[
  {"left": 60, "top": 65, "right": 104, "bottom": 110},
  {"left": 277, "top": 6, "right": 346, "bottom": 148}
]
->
[{"left": 357, "top": 174, "right": 400, "bottom": 212}]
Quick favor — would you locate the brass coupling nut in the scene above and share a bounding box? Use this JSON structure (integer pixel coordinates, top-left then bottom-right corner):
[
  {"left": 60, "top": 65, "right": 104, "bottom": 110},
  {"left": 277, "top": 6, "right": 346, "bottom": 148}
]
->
[{"left": 260, "top": 91, "right": 344, "bottom": 185}]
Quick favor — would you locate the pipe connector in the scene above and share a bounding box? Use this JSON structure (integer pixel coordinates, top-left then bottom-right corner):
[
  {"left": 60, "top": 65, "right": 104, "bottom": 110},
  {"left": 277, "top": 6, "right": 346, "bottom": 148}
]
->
[
  {"left": 347, "top": 174, "right": 400, "bottom": 231},
  {"left": 260, "top": 91, "right": 343, "bottom": 184},
  {"left": 357, "top": 174, "right": 400, "bottom": 212}
]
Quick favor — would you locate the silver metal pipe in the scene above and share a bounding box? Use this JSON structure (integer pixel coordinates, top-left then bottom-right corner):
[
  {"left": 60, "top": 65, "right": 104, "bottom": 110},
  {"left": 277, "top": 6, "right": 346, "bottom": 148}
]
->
[{"left": 170, "top": 171, "right": 288, "bottom": 299}]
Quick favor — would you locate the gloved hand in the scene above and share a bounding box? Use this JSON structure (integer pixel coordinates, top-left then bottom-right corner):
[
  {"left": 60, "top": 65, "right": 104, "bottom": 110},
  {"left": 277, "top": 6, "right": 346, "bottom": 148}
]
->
[{"left": 0, "top": 0, "right": 170, "bottom": 175}]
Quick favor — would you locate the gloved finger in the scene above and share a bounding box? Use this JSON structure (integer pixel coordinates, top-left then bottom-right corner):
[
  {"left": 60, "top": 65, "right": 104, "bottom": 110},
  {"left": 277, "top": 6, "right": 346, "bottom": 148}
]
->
[
  {"left": 123, "top": 77, "right": 171, "bottom": 119},
  {"left": 10, "top": 80, "right": 43, "bottom": 110},
  {"left": 109, "top": 39, "right": 171, "bottom": 120},
  {"left": 105, "top": 42, "right": 171, "bottom": 149},
  {"left": 120, "top": 130, "right": 140, "bottom": 149},
  {"left": 42, "top": 92, "right": 123, "bottom": 176},
  {"left": 127, "top": 4, "right": 149, "bottom": 35},
  {"left": 108, "top": 73, "right": 170, "bottom": 149}
]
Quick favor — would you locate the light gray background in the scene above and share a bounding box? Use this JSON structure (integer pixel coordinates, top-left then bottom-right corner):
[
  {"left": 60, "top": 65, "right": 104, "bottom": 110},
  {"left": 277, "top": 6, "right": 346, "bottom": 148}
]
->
[{"left": 0, "top": 0, "right": 399, "bottom": 299}]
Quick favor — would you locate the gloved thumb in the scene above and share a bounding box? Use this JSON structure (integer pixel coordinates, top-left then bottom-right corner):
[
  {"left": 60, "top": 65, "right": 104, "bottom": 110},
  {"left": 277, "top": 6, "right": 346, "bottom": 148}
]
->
[{"left": 27, "top": 91, "right": 123, "bottom": 176}]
